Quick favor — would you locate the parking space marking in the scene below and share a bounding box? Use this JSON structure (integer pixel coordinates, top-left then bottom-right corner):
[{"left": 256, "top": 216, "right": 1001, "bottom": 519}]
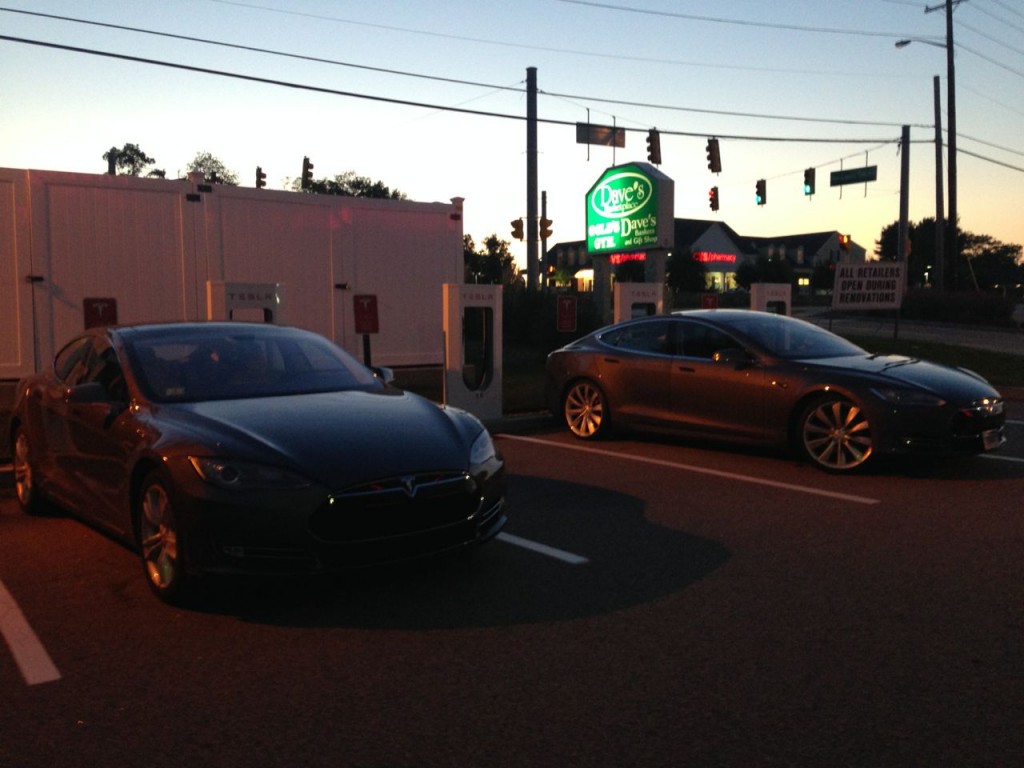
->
[
  {"left": 497, "top": 533, "right": 589, "bottom": 564},
  {"left": 982, "top": 454, "right": 1024, "bottom": 464},
  {"left": 501, "top": 435, "right": 880, "bottom": 505},
  {"left": 0, "top": 579, "right": 61, "bottom": 685}
]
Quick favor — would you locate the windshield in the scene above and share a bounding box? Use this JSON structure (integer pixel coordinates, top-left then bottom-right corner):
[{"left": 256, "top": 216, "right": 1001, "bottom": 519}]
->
[
  {"left": 125, "top": 327, "right": 381, "bottom": 403},
  {"left": 722, "top": 313, "right": 867, "bottom": 360}
]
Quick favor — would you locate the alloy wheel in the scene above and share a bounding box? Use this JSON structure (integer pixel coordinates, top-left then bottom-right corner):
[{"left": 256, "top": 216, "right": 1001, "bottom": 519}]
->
[
  {"left": 564, "top": 380, "right": 607, "bottom": 439},
  {"left": 801, "top": 397, "right": 873, "bottom": 471}
]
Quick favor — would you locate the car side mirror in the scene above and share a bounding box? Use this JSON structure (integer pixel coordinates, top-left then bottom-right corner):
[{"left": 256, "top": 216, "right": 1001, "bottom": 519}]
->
[{"left": 372, "top": 366, "right": 395, "bottom": 384}]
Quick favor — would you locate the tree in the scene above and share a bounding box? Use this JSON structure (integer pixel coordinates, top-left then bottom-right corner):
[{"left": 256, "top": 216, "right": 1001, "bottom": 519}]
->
[
  {"left": 464, "top": 234, "right": 518, "bottom": 285},
  {"left": 186, "top": 151, "right": 239, "bottom": 185},
  {"left": 733, "top": 253, "right": 793, "bottom": 290},
  {"left": 876, "top": 218, "right": 1022, "bottom": 291},
  {"left": 666, "top": 250, "right": 707, "bottom": 293},
  {"left": 103, "top": 143, "right": 156, "bottom": 176},
  {"left": 295, "top": 170, "right": 407, "bottom": 199},
  {"left": 961, "top": 233, "right": 1023, "bottom": 293}
]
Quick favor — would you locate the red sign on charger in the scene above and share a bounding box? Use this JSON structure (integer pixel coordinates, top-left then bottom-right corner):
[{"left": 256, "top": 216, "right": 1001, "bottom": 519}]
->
[
  {"left": 353, "top": 294, "right": 379, "bottom": 334},
  {"left": 556, "top": 295, "right": 577, "bottom": 333}
]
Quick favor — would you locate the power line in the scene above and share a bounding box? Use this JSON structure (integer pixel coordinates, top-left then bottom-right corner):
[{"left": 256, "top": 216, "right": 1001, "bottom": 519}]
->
[
  {"left": 1, "top": 33, "right": 1020, "bottom": 170},
  {"left": 557, "top": 0, "right": 945, "bottom": 40},
  {"left": 0, "top": 33, "right": 898, "bottom": 145},
  {"left": 0, "top": 7, "right": 927, "bottom": 131},
  {"left": 0, "top": 5, "right": 919, "bottom": 80}
]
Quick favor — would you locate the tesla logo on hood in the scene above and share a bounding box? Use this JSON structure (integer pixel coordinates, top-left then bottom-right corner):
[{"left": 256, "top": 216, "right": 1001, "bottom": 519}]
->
[{"left": 400, "top": 476, "right": 418, "bottom": 497}]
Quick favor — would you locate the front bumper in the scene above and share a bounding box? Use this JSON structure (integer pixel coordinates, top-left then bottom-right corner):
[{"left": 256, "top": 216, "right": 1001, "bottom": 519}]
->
[
  {"left": 171, "top": 464, "right": 507, "bottom": 577},
  {"left": 874, "top": 399, "right": 1007, "bottom": 457}
]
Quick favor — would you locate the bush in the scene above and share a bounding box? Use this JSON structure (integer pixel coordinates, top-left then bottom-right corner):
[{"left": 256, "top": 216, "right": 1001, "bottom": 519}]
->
[{"left": 901, "top": 288, "right": 1017, "bottom": 327}]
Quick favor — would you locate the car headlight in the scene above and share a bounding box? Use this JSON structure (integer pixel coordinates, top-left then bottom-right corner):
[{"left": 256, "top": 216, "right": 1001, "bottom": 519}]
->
[
  {"left": 469, "top": 429, "right": 497, "bottom": 466},
  {"left": 870, "top": 387, "right": 946, "bottom": 407},
  {"left": 189, "top": 457, "right": 311, "bottom": 490}
]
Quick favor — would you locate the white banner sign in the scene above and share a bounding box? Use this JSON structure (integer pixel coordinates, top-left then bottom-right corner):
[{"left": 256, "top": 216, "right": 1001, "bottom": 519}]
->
[{"left": 831, "top": 263, "right": 905, "bottom": 310}]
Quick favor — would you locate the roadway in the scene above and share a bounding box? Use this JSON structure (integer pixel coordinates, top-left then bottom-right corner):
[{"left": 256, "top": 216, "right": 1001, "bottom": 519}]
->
[{"left": 2, "top": 413, "right": 1023, "bottom": 767}]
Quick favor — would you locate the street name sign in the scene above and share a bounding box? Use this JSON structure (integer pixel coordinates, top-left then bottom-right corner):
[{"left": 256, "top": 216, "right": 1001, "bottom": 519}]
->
[{"left": 830, "top": 166, "right": 878, "bottom": 187}]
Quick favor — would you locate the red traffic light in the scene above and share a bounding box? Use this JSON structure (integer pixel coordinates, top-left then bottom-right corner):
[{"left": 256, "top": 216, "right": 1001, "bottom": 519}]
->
[{"left": 708, "top": 186, "right": 719, "bottom": 212}]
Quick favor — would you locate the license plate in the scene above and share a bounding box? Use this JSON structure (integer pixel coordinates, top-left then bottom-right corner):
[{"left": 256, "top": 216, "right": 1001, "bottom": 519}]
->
[{"left": 983, "top": 428, "right": 1005, "bottom": 451}]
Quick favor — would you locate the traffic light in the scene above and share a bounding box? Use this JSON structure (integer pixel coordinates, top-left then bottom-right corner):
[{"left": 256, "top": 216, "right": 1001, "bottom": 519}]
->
[
  {"left": 539, "top": 217, "right": 553, "bottom": 239},
  {"left": 839, "top": 233, "right": 851, "bottom": 252},
  {"left": 646, "top": 129, "right": 661, "bottom": 165},
  {"left": 755, "top": 178, "right": 766, "bottom": 206},
  {"left": 706, "top": 138, "right": 721, "bottom": 173},
  {"left": 301, "top": 156, "right": 314, "bottom": 189},
  {"left": 256, "top": 165, "right": 267, "bottom": 189},
  {"left": 708, "top": 186, "right": 719, "bottom": 212},
  {"left": 803, "top": 167, "right": 816, "bottom": 196},
  {"left": 511, "top": 218, "right": 524, "bottom": 241}
]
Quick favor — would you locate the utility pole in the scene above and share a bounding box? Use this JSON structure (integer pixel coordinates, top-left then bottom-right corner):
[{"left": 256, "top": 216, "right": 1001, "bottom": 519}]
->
[
  {"left": 899, "top": 125, "right": 910, "bottom": 265},
  {"left": 526, "top": 67, "right": 539, "bottom": 292},
  {"left": 932, "top": 75, "right": 945, "bottom": 290},
  {"left": 926, "top": 0, "right": 961, "bottom": 290}
]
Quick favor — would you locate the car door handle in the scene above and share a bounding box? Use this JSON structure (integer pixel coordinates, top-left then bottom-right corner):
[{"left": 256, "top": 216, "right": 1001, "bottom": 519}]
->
[{"left": 676, "top": 366, "right": 695, "bottom": 373}]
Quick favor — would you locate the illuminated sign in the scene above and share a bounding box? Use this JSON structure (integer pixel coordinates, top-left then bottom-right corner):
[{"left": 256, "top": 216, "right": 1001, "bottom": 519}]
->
[
  {"left": 609, "top": 252, "right": 646, "bottom": 265},
  {"left": 586, "top": 162, "right": 674, "bottom": 255},
  {"left": 693, "top": 251, "right": 737, "bottom": 264}
]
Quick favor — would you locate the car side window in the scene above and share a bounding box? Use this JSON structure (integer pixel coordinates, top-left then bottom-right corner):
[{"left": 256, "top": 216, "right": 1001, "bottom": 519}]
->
[
  {"left": 53, "top": 337, "right": 94, "bottom": 385},
  {"left": 678, "top": 322, "right": 736, "bottom": 360},
  {"left": 600, "top": 319, "right": 673, "bottom": 355},
  {"left": 82, "top": 343, "right": 128, "bottom": 401}
]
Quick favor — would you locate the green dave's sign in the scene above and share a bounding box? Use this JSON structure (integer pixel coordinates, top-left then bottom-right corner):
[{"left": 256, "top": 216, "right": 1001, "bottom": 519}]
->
[{"left": 586, "top": 162, "right": 674, "bottom": 255}]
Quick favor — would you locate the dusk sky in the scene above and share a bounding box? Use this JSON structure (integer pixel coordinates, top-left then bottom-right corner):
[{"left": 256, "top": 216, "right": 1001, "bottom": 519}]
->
[{"left": 2, "top": 0, "right": 1022, "bottom": 269}]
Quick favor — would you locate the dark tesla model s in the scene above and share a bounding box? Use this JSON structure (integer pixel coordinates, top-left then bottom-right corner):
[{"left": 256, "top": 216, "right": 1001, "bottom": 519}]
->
[
  {"left": 11, "top": 322, "right": 506, "bottom": 603},
  {"left": 546, "top": 309, "right": 1005, "bottom": 472}
]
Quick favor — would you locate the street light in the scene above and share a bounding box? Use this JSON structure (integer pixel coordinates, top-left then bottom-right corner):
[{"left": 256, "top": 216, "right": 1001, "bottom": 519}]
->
[{"left": 896, "top": 0, "right": 959, "bottom": 290}]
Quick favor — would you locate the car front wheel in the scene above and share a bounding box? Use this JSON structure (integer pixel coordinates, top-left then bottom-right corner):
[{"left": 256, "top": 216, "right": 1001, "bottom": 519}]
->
[
  {"left": 798, "top": 395, "right": 873, "bottom": 472},
  {"left": 137, "top": 471, "right": 190, "bottom": 603},
  {"left": 564, "top": 379, "right": 609, "bottom": 440},
  {"left": 13, "top": 426, "right": 47, "bottom": 515}
]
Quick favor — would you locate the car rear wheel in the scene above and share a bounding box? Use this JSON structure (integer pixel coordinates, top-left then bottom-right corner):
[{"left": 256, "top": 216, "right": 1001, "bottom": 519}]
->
[
  {"left": 13, "top": 426, "right": 47, "bottom": 515},
  {"left": 564, "top": 379, "right": 609, "bottom": 439},
  {"left": 137, "top": 471, "right": 190, "bottom": 603},
  {"left": 798, "top": 395, "right": 873, "bottom": 472}
]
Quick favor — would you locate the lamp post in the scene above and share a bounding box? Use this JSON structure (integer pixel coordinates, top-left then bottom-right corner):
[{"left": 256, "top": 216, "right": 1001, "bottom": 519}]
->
[{"left": 896, "top": 0, "right": 960, "bottom": 291}]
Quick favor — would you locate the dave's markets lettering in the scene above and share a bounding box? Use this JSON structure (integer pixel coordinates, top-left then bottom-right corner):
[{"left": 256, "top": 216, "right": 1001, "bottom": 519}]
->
[
  {"left": 588, "top": 214, "right": 658, "bottom": 249},
  {"left": 590, "top": 173, "right": 653, "bottom": 218}
]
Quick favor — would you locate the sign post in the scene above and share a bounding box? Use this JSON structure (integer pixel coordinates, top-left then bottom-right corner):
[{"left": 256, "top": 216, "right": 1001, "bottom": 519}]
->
[{"left": 353, "top": 294, "right": 379, "bottom": 366}]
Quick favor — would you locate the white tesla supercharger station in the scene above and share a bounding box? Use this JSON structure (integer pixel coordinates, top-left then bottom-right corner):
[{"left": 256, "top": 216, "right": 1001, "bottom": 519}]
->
[
  {"left": 750, "top": 283, "right": 792, "bottom": 315},
  {"left": 443, "top": 283, "right": 503, "bottom": 421},
  {"left": 613, "top": 282, "right": 665, "bottom": 323},
  {"left": 207, "top": 281, "right": 286, "bottom": 323}
]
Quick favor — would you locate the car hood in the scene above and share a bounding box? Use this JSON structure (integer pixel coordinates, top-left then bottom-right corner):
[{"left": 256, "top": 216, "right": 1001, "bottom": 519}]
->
[
  {"left": 154, "top": 388, "right": 479, "bottom": 486},
  {"left": 804, "top": 354, "right": 1000, "bottom": 400}
]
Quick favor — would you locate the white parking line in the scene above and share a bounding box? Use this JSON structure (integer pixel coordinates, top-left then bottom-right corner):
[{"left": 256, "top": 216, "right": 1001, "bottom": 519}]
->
[
  {"left": 982, "top": 453, "right": 1024, "bottom": 464},
  {"left": 0, "top": 579, "right": 61, "bottom": 685},
  {"left": 497, "top": 533, "right": 589, "bottom": 564},
  {"left": 500, "top": 435, "right": 881, "bottom": 505}
]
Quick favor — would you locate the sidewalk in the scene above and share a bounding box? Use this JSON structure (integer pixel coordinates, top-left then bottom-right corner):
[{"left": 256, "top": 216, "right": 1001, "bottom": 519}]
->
[{"left": 806, "top": 312, "right": 1024, "bottom": 356}]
